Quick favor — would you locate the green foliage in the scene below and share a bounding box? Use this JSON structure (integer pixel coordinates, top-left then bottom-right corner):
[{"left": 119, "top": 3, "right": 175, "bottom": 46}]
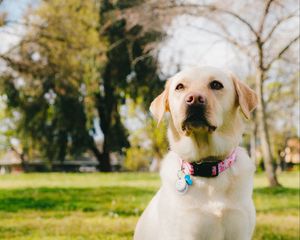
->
[
  {"left": 0, "top": 96, "right": 20, "bottom": 157},
  {"left": 0, "top": 172, "right": 298, "bottom": 239},
  {"left": 146, "top": 118, "right": 168, "bottom": 159},
  {"left": 0, "top": 99, "right": 9, "bottom": 155},
  {"left": 0, "top": 0, "right": 103, "bottom": 162},
  {"left": 124, "top": 146, "right": 150, "bottom": 171},
  {"left": 1, "top": 0, "right": 164, "bottom": 169},
  {"left": 124, "top": 101, "right": 168, "bottom": 171}
]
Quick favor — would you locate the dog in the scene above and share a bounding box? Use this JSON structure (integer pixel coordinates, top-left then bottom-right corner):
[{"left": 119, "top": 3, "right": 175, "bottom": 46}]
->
[{"left": 134, "top": 66, "right": 258, "bottom": 240}]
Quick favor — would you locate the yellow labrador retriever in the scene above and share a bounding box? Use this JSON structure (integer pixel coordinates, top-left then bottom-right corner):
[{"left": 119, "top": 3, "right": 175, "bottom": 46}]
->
[{"left": 134, "top": 66, "right": 257, "bottom": 240}]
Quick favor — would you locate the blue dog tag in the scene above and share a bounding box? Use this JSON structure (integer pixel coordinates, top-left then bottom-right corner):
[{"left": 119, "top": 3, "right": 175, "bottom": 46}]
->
[
  {"left": 176, "top": 178, "right": 188, "bottom": 194},
  {"left": 184, "top": 174, "right": 193, "bottom": 185}
]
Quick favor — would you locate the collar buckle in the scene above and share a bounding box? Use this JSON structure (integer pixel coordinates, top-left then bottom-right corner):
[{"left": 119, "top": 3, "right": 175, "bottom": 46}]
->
[{"left": 191, "top": 161, "right": 219, "bottom": 177}]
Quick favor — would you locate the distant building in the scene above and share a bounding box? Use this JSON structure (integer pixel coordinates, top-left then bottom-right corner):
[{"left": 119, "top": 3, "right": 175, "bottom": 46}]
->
[
  {"left": 0, "top": 150, "right": 22, "bottom": 174},
  {"left": 0, "top": 150, "right": 99, "bottom": 173},
  {"left": 284, "top": 137, "right": 300, "bottom": 164}
]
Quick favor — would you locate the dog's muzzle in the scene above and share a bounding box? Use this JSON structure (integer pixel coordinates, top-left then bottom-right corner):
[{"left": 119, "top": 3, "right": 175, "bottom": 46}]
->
[{"left": 182, "top": 105, "right": 216, "bottom": 132}]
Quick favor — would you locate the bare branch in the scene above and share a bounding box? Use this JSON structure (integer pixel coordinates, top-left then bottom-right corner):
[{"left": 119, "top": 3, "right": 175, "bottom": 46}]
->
[
  {"left": 204, "top": 7, "right": 258, "bottom": 38},
  {"left": 0, "top": 29, "right": 26, "bottom": 37},
  {"left": 132, "top": 50, "right": 154, "bottom": 67},
  {"left": 3, "top": 19, "right": 47, "bottom": 29},
  {"left": 150, "top": 3, "right": 258, "bottom": 38},
  {"left": 258, "top": 0, "right": 275, "bottom": 37},
  {"left": 263, "top": 11, "right": 299, "bottom": 42},
  {"left": 266, "top": 35, "right": 300, "bottom": 70},
  {"left": 187, "top": 23, "right": 256, "bottom": 63},
  {"left": 107, "top": 39, "right": 126, "bottom": 51}
]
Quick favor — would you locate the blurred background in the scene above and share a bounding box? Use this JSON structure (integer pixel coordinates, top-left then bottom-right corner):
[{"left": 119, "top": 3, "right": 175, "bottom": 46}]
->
[
  {"left": 0, "top": 0, "right": 300, "bottom": 183},
  {"left": 0, "top": 0, "right": 299, "bottom": 239},
  {"left": 0, "top": 0, "right": 299, "bottom": 184}
]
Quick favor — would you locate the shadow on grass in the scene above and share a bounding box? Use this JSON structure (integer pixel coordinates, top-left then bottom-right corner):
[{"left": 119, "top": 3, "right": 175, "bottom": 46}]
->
[
  {"left": 254, "top": 186, "right": 299, "bottom": 195},
  {"left": 1, "top": 186, "right": 298, "bottom": 216},
  {"left": 0, "top": 186, "right": 156, "bottom": 216}
]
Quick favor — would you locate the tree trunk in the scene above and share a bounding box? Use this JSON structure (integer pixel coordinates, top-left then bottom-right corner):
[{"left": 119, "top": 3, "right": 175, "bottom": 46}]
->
[
  {"left": 250, "top": 119, "right": 257, "bottom": 163},
  {"left": 94, "top": 78, "right": 114, "bottom": 172},
  {"left": 89, "top": 135, "right": 111, "bottom": 172},
  {"left": 10, "top": 146, "right": 28, "bottom": 172},
  {"left": 89, "top": 115, "right": 112, "bottom": 172},
  {"left": 99, "top": 141, "right": 112, "bottom": 172},
  {"left": 256, "top": 70, "right": 281, "bottom": 187},
  {"left": 89, "top": 139, "right": 111, "bottom": 172}
]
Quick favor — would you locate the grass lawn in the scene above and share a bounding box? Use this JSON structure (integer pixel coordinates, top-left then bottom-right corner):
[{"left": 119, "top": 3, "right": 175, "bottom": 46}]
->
[{"left": 0, "top": 171, "right": 299, "bottom": 240}]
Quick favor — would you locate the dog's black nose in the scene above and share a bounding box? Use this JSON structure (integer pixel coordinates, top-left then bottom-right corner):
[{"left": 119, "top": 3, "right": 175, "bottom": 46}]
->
[{"left": 185, "top": 93, "right": 206, "bottom": 106}]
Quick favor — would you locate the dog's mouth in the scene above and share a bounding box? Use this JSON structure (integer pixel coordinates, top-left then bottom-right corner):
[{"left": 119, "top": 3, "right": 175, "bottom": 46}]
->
[{"left": 182, "top": 108, "right": 217, "bottom": 133}]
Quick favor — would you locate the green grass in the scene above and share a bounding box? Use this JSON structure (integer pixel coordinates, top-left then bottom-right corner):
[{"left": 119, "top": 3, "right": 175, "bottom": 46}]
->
[{"left": 0, "top": 172, "right": 299, "bottom": 239}]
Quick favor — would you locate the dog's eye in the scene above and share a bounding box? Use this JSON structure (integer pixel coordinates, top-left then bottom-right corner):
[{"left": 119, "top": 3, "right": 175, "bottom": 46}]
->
[
  {"left": 175, "top": 83, "right": 184, "bottom": 91},
  {"left": 210, "top": 80, "right": 224, "bottom": 90}
]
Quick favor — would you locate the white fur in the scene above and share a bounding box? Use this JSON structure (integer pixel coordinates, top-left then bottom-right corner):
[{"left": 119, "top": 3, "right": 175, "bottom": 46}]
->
[
  {"left": 134, "top": 67, "right": 257, "bottom": 240},
  {"left": 134, "top": 148, "right": 256, "bottom": 240}
]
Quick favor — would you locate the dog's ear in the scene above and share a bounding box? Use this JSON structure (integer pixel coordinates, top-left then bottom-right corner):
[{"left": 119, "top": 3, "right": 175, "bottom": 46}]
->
[
  {"left": 231, "top": 74, "right": 258, "bottom": 120},
  {"left": 150, "top": 80, "right": 170, "bottom": 125}
]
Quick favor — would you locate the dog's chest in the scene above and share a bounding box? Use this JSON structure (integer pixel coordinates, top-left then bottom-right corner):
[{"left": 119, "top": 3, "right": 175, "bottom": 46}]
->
[
  {"left": 159, "top": 195, "right": 247, "bottom": 240},
  {"left": 172, "top": 181, "right": 234, "bottom": 217},
  {"left": 158, "top": 177, "right": 250, "bottom": 240}
]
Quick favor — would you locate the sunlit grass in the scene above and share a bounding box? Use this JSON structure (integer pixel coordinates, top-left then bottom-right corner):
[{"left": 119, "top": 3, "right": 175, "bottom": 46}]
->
[
  {"left": 254, "top": 171, "right": 299, "bottom": 188},
  {"left": 0, "top": 172, "right": 160, "bottom": 189},
  {"left": 0, "top": 171, "right": 299, "bottom": 239}
]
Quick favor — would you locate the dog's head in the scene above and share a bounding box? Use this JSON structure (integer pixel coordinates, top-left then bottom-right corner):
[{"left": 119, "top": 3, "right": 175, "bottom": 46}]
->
[{"left": 150, "top": 66, "right": 257, "bottom": 159}]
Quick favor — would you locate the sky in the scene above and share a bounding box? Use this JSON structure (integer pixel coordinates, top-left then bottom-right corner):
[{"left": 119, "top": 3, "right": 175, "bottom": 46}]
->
[
  {"left": 0, "top": 0, "right": 33, "bottom": 21},
  {"left": 0, "top": 0, "right": 36, "bottom": 54},
  {"left": 158, "top": 16, "right": 237, "bottom": 77}
]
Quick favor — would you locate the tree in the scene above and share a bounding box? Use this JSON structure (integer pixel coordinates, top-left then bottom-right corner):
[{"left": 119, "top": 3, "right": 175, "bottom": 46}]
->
[
  {"left": 0, "top": 0, "right": 164, "bottom": 171},
  {"left": 152, "top": 0, "right": 299, "bottom": 186},
  {"left": 0, "top": 0, "right": 104, "bottom": 166},
  {"left": 81, "top": 0, "right": 164, "bottom": 171}
]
